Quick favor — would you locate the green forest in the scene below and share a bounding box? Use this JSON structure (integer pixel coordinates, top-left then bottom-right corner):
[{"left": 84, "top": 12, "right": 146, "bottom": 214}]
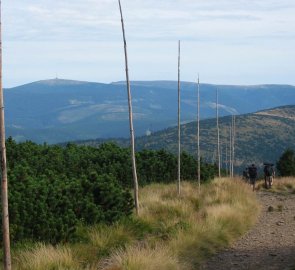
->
[{"left": 1, "top": 138, "right": 217, "bottom": 244}]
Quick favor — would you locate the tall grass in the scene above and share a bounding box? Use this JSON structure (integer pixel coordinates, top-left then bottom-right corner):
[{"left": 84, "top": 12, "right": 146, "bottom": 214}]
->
[
  {"left": 14, "top": 244, "right": 76, "bottom": 270},
  {"left": 257, "top": 177, "right": 295, "bottom": 193},
  {"left": 99, "top": 245, "right": 181, "bottom": 270},
  {"left": 12, "top": 178, "right": 259, "bottom": 270},
  {"left": 100, "top": 178, "right": 259, "bottom": 270}
]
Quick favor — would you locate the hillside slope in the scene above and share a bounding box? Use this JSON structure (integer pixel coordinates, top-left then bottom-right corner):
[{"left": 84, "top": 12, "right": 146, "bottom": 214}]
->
[
  {"left": 82, "top": 106, "right": 295, "bottom": 171},
  {"left": 4, "top": 79, "right": 295, "bottom": 143},
  {"left": 143, "top": 106, "right": 295, "bottom": 170}
]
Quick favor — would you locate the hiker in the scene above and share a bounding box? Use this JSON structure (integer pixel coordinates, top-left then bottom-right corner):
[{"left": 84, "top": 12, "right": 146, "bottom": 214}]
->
[
  {"left": 242, "top": 168, "right": 249, "bottom": 183},
  {"left": 264, "top": 163, "right": 275, "bottom": 189},
  {"left": 248, "top": 164, "right": 258, "bottom": 191}
]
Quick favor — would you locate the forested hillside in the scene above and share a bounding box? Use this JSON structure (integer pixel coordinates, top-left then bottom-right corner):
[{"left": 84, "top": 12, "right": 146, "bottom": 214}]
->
[
  {"left": 2, "top": 138, "right": 216, "bottom": 244},
  {"left": 80, "top": 106, "right": 295, "bottom": 171}
]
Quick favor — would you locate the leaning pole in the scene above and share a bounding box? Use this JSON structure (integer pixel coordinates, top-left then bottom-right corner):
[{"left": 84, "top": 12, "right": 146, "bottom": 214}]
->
[
  {"left": 177, "top": 40, "right": 181, "bottom": 196},
  {"left": 118, "top": 0, "right": 139, "bottom": 215},
  {"left": 0, "top": 1, "right": 12, "bottom": 269}
]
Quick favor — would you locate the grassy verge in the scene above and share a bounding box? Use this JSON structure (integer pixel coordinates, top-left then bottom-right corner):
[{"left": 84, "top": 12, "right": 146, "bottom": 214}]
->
[
  {"left": 256, "top": 177, "right": 295, "bottom": 194},
  {"left": 11, "top": 178, "right": 259, "bottom": 270}
]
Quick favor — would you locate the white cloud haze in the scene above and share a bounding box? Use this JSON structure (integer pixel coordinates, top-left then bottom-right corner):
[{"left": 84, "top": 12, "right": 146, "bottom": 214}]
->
[{"left": 3, "top": 0, "right": 295, "bottom": 87}]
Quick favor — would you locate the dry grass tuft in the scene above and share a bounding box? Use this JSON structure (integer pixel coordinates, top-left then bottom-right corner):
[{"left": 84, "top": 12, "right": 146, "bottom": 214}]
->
[
  {"left": 272, "top": 177, "right": 295, "bottom": 192},
  {"left": 14, "top": 244, "right": 77, "bottom": 270},
  {"left": 99, "top": 245, "right": 181, "bottom": 270},
  {"left": 257, "top": 177, "right": 295, "bottom": 193},
  {"left": 88, "top": 224, "right": 133, "bottom": 251}
]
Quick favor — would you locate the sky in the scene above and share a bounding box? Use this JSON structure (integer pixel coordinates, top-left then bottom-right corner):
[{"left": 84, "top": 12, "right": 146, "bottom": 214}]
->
[{"left": 3, "top": 0, "right": 295, "bottom": 87}]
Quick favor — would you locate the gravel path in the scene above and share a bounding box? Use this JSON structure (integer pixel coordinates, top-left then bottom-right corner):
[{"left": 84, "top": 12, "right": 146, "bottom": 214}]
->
[{"left": 200, "top": 191, "right": 295, "bottom": 270}]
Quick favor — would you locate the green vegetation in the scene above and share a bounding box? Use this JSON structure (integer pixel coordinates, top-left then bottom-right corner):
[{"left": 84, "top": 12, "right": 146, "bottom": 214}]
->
[
  {"left": 2, "top": 138, "right": 260, "bottom": 269},
  {"left": 5, "top": 139, "right": 134, "bottom": 243},
  {"left": 81, "top": 106, "right": 295, "bottom": 171},
  {"left": 277, "top": 149, "right": 295, "bottom": 177},
  {"left": 2, "top": 138, "right": 216, "bottom": 244},
  {"left": 11, "top": 179, "right": 260, "bottom": 270}
]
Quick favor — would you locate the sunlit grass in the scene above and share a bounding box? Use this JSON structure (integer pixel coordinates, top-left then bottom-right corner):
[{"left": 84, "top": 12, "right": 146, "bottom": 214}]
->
[
  {"left": 14, "top": 244, "right": 77, "bottom": 270},
  {"left": 99, "top": 245, "right": 181, "bottom": 270},
  {"left": 100, "top": 178, "right": 259, "bottom": 270},
  {"left": 257, "top": 177, "right": 295, "bottom": 193}
]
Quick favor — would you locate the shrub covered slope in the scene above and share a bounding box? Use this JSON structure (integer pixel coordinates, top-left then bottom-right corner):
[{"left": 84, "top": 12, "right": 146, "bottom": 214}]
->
[{"left": 2, "top": 138, "right": 216, "bottom": 243}]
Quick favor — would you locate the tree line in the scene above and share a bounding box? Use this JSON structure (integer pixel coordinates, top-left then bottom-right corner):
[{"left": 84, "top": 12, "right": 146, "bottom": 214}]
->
[
  {"left": 1, "top": 138, "right": 217, "bottom": 244},
  {"left": 277, "top": 148, "right": 295, "bottom": 177}
]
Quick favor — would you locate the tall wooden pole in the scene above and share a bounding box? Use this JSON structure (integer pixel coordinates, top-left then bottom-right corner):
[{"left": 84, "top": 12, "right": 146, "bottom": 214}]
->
[
  {"left": 118, "top": 0, "right": 139, "bottom": 215},
  {"left": 225, "top": 139, "right": 228, "bottom": 176},
  {"left": 220, "top": 144, "right": 223, "bottom": 172},
  {"left": 0, "top": 1, "right": 12, "bottom": 268},
  {"left": 197, "top": 75, "right": 201, "bottom": 192},
  {"left": 232, "top": 115, "right": 235, "bottom": 177},
  {"left": 229, "top": 122, "right": 232, "bottom": 178},
  {"left": 216, "top": 89, "right": 221, "bottom": 177},
  {"left": 177, "top": 40, "right": 181, "bottom": 196}
]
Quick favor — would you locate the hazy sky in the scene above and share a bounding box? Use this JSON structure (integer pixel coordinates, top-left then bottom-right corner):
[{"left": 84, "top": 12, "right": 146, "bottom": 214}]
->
[{"left": 3, "top": 0, "right": 295, "bottom": 87}]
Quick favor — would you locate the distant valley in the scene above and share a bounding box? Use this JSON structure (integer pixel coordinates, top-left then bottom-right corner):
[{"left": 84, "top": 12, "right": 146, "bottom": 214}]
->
[{"left": 4, "top": 78, "right": 295, "bottom": 144}]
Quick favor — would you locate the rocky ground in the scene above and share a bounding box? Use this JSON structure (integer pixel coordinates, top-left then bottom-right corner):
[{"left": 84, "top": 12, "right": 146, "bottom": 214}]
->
[{"left": 200, "top": 190, "right": 295, "bottom": 270}]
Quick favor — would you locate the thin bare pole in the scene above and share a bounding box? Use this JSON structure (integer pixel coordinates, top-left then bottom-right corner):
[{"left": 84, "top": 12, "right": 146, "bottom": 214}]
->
[
  {"left": 197, "top": 74, "right": 201, "bottom": 192},
  {"left": 230, "top": 115, "right": 234, "bottom": 177},
  {"left": 232, "top": 115, "right": 236, "bottom": 177},
  {"left": 220, "top": 144, "right": 223, "bottom": 171},
  {"left": 231, "top": 116, "right": 233, "bottom": 177},
  {"left": 216, "top": 89, "right": 221, "bottom": 177},
  {"left": 229, "top": 122, "right": 232, "bottom": 178},
  {"left": 118, "top": 0, "right": 139, "bottom": 215},
  {"left": 0, "top": 1, "right": 12, "bottom": 268},
  {"left": 177, "top": 40, "right": 181, "bottom": 195},
  {"left": 225, "top": 139, "right": 228, "bottom": 176}
]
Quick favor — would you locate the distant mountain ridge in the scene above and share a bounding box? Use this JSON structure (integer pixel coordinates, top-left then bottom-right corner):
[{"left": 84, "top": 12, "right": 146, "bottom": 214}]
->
[{"left": 4, "top": 78, "right": 295, "bottom": 144}]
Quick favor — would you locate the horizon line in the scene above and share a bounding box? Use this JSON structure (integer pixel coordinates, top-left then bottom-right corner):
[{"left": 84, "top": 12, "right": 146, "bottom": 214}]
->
[{"left": 4, "top": 77, "right": 295, "bottom": 89}]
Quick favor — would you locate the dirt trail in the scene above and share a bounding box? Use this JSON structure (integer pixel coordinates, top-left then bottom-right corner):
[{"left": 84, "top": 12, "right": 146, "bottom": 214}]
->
[{"left": 200, "top": 191, "right": 295, "bottom": 270}]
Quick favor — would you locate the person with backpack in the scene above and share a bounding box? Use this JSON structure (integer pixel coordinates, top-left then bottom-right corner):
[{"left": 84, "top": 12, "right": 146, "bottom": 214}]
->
[
  {"left": 264, "top": 163, "right": 275, "bottom": 189},
  {"left": 242, "top": 168, "right": 249, "bottom": 183},
  {"left": 248, "top": 164, "right": 258, "bottom": 191}
]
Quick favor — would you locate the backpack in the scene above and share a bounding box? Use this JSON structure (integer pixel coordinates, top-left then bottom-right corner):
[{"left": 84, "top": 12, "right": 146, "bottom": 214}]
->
[
  {"left": 264, "top": 165, "right": 272, "bottom": 177},
  {"left": 248, "top": 166, "right": 257, "bottom": 177}
]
